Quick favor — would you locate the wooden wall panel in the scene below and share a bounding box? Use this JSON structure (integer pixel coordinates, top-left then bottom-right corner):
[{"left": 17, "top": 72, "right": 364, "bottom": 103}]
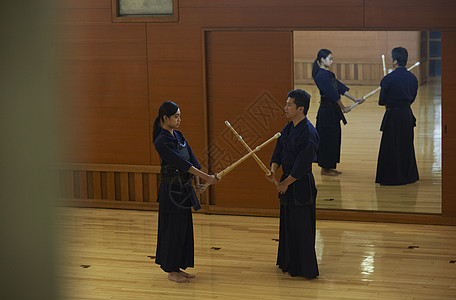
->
[
  {"left": 147, "top": 25, "right": 207, "bottom": 165},
  {"left": 134, "top": 173, "right": 143, "bottom": 202},
  {"left": 106, "top": 172, "right": 116, "bottom": 200},
  {"left": 181, "top": 0, "right": 364, "bottom": 28},
  {"left": 78, "top": 171, "right": 88, "bottom": 199},
  {"left": 205, "top": 31, "right": 292, "bottom": 209},
  {"left": 93, "top": 171, "right": 102, "bottom": 199},
  {"left": 442, "top": 31, "right": 456, "bottom": 217},
  {"left": 57, "top": 0, "right": 110, "bottom": 9},
  {"left": 58, "top": 1, "right": 151, "bottom": 164},
  {"left": 61, "top": 60, "right": 150, "bottom": 164},
  {"left": 365, "top": 0, "right": 456, "bottom": 29},
  {"left": 60, "top": 164, "right": 162, "bottom": 210}
]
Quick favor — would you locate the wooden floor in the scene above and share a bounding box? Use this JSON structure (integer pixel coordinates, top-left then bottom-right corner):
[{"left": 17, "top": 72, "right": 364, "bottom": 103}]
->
[
  {"left": 58, "top": 207, "right": 456, "bottom": 300},
  {"left": 297, "top": 81, "right": 441, "bottom": 214}
]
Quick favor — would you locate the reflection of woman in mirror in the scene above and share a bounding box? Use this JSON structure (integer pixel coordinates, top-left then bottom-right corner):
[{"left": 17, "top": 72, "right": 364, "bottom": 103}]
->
[
  {"left": 375, "top": 47, "right": 419, "bottom": 185},
  {"left": 312, "top": 49, "right": 364, "bottom": 176}
]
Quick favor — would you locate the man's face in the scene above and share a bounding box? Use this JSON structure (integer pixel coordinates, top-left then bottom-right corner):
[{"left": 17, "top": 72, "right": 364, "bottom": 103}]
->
[{"left": 284, "top": 97, "right": 301, "bottom": 119}]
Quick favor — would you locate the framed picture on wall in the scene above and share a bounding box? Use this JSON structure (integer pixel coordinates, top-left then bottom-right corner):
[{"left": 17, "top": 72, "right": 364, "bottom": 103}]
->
[{"left": 112, "top": 0, "right": 179, "bottom": 22}]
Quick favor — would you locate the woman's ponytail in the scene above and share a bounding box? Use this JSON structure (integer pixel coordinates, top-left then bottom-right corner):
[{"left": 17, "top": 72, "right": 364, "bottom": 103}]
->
[
  {"left": 152, "top": 115, "right": 162, "bottom": 142},
  {"left": 312, "top": 58, "right": 320, "bottom": 79}
]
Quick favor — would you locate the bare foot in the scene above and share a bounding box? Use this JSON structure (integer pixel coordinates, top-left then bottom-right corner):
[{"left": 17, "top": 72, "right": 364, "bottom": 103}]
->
[
  {"left": 179, "top": 270, "right": 196, "bottom": 278},
  {"left": 168, "top": 272, "right": 190, "bottom": 283},
  {"left": 284, "top": 272, "right": 292, "bottom": 277},
  {"left": 321, "top": 168, "right": 338, "bottom": 176}
]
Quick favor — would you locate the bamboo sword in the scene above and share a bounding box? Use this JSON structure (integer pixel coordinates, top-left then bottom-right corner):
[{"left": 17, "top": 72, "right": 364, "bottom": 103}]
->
[
  {"left": 203, "top": 132, "right": 281, "bottom": 188},
  {"left": 225, "top": 121, "right": 279, "bottom": 186}
]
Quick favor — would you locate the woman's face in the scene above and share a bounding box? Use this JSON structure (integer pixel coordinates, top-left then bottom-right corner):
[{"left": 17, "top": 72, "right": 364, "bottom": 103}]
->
[
  {"left": 164, "top": 108, "right": 181, "bottom": 129},
  {"left": 320, "top": 53, "right": 333, "bottom": 68}
]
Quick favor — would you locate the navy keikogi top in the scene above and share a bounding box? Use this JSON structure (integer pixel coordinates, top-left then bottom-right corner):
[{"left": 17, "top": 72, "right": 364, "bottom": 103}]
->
[
  {"left": 314, "top": 68, "right": 350, "bottom": 126},
  {"left": 379, "top": 66, "right": 418, "bottom": 108},
  {"left": 270, "top": 118, "right": 319, "bottom": 205},
  {"left": 154, "top": 130, "right": 201, "bottom": 172},
  {"left": 154, "top": 129, "right": 201, "bottom": 210}
]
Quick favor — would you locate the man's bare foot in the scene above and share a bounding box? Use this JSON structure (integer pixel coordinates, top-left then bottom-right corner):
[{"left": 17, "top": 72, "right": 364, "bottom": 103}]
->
[
  {"left": 168, "top": 272, "right": 190, "bottom": 283},
  {"left": 284, "top": 272, "right": 292, "bottom": 277},
  {"left": 321, "top": 168, "right": 338, "bottom": 176},
  {"left": 179, "top": 270, "right": 196, "bottom": 278}
]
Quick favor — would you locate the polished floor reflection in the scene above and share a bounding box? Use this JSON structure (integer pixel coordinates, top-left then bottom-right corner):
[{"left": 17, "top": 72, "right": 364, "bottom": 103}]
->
[
  {"left": 297, "top": 81, "right": 441, "bottom": 213},
  {"left": 58, "top": 207, "right": 456, "bottom": 299}
]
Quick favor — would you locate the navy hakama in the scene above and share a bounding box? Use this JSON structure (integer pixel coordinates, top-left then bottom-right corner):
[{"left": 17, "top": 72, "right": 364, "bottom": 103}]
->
[
  {"left": 277, "top": 195, "right": 318, "bottom": 278},
  {"left": 155, "top": 197, "right": 194, "bottom": 272},
  {"left": 271, "top": 118, "right": 320, "bottom": 278}
]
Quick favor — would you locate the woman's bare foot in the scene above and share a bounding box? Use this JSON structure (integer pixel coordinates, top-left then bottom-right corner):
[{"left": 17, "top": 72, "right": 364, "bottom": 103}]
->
[
  {"left": 179, "top": 270, "right": 196, "bottom": 278},
  {"left": 168, "top": 272, "right": 190, "bottom": 283}
]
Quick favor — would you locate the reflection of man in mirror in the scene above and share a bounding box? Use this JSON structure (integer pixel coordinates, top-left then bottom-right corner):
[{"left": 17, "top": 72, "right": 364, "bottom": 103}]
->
[{"left": 376, "top": 47, "right": 419, "bottom": 185}]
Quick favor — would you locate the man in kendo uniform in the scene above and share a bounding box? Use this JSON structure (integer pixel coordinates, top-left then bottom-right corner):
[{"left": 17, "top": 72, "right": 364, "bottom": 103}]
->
[
  {"left": 376, "top": 47, "right": 419, "bottom": 185},
  {"left": 267, "top": 89, "right": 320, "bottom": 278}
]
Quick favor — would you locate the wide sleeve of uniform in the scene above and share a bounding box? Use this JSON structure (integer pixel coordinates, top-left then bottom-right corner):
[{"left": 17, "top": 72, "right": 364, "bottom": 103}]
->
[
  {"left": 271, "top": 124, "right": 288, "bottom": 166},
  {"left": 186, "top": 142, "right": 201, "bottom": 170},
  {"left": 270, "top": 134, "right": 283, "bottom": 166},
  {"left": 336, "top": 79, "right": 349, "bottom": 95},
  {"left": 154, "top": 133, "right": 193, "bottom": 172},
  {"left": 289, "top": 128, "right": 318, "bottom": 180},
  {"left": 409, "top": 75, "right": 419, "bottom": 104},
  {"left": 378, "top": 76, "right": 389, "bottom": 106}
]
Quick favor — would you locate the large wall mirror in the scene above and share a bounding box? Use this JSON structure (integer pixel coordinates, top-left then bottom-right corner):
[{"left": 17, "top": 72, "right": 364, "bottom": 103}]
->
[{"left": 293, "top": 31, "right": 441, "bottom": 214}]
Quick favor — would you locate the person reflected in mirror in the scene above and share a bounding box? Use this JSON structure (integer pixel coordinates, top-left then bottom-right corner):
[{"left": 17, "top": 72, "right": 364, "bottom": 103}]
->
[
  {"left": 375, "top": 47, "right": 419, "bottom": 185},
  {"left": 312, "top": 49, "right": 364, "bottom": 176}
]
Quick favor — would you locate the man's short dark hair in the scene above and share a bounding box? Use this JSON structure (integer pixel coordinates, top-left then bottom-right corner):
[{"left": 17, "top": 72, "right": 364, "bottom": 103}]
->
[
  {"left": 287, "top": 89, "right": 311, "bottom": 115},
  {"left": 392, "top": 47, "right": 408, "bottom": 67}
]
